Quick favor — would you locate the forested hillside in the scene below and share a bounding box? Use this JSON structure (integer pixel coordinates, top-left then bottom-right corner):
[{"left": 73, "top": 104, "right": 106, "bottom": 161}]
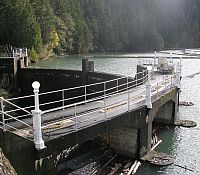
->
[{"left": 0, "top": 0, "right": 199, "bottom": 60}]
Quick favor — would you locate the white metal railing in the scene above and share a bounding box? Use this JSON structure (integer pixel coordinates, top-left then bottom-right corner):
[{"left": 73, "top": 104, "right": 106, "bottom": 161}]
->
[
  {"left": 12, "top": 48, "right": 28, "bottom": 58},
  {"left": 5, "top": 70, "right": 147, "bottom": 115},
  {"left": 0, "top": 64, "right": 180, "bottom": 149},
  {"left": 0, "top": 70, "right": 147, "bottom": 135},
  {"left": 0, "top": 47, "right": 27, "bottom": 58},
  {"left": 0, "top": 53, "right": 14, "bottom": 58},
  {"left": 0, "top": 97, "right": 34, "bottom": 138}
]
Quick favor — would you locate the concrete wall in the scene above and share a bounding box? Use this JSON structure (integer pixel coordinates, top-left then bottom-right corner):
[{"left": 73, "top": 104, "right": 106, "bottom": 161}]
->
[
  {"left": 0, "top": 58, "right": 18, "bottom": 90},
  {"left": 19, "top": 68, "right": 82, "bottom": 95},
  {"left": 152, "top": 88, "right": 178, "bottom": 125},
  {"left": 110, "top": 126, "right": 138, "bottom": 158},
  {"left": 0, "top": 56, "right": 28, "bottom": 91},
  {"left": 156, "top": 100, "right": 175, "bottom": 124}
]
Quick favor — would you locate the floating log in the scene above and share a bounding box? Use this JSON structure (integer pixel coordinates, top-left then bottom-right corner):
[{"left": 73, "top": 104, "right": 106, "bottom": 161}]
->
[
  {"left": 179, "top": 101, "right": 194, "bottom": 106},
  {"left": 94, "top": 154, "right": 117, "bottom": 175},
  {"left": 108, "top": 163, "right": 122, "bottom": 175},
  {"left": 127, "top": 161, "right": 137, "bottom": 175},
  {"left": 122, "top": 161, "right": 132, "bottom": 173},
  {"left": 151, "top": 140, "right": 162, "bottom": 151},
  {"left": 132, "top": 161, "right": 141, "bottom": 174}
]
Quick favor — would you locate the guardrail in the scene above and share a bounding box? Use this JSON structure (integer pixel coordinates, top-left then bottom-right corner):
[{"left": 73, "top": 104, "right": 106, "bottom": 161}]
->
[{"left": 0, "top": 47, "right": 27, "bottom": 58}]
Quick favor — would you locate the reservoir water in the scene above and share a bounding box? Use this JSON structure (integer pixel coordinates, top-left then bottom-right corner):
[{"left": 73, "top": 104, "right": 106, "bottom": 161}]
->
[{"left": 32, "top": 53, "right": 200, "bottom": 175}]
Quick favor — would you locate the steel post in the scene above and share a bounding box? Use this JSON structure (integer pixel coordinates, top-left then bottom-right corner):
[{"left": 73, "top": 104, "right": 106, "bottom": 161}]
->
[
  {"left": 0, "top": 97, "right": 5, "bottom": 131},
  {"left": 62, "top": 90, "right": 65, "bottom": 110},
  {"left": 85, "top": 86, "right": 87, "bottom": 102},
  {"left": 175, "top": 63, "right": 181, "bottom": 89},
  {"left": 146, "top": 67, "right": 152, "bottom": 109},
  {"left": 104, "top": 82, "right": 106, "bottom": 119},
  {"left": 75, "top": 104, "right": 77, "bottom": 131}
]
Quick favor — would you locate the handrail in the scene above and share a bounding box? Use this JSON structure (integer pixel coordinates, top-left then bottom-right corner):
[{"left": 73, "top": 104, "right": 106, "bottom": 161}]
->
[
  {"left": 41, "top": 72, "right": 149, "bottom": 115},
  {"left": 2, "top": 98, "right": 32, "bottom": 116},
  {"left": 1, "top": 111, "right": 33, "bottom": 129},
  {"left": 7, "top": 70, "right": 147, "bottom": 102},
  {"left": 4, "top": 70, "right": 148, "bottom": 116}
]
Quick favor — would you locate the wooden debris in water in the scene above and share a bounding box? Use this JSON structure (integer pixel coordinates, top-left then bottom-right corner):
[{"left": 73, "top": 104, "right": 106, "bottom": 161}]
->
[
  {"left": 179, "top": 101, "right": 194, "bottom": 106},
  {"left": 151, "top": 140, "right": 162, "bottom": 151},
  {"left": 141, "top": 150, "right": 174, "bottom": 166},
  {"left": 174, "top": 163, "right": 195, "bottom": 172},
  {"left": 92, "top": 154, "right": 118, "bottom": 175},
  {"left": 108, "top": 163, "right": 122, "bottom": 175},
  {"left": 187, "top": 72, "right": 200, "bottom": 78},
  {"left": 127, "top": 160, "right": 141, "bottom": 175},
  {"left": 174, "top": 120, "right": 197, "bottom": 127}
]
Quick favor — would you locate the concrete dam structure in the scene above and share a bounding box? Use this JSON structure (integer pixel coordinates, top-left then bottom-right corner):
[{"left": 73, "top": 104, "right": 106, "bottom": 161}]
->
[{"left": 0, "top": 54, "right": 180, "bottom": 175}]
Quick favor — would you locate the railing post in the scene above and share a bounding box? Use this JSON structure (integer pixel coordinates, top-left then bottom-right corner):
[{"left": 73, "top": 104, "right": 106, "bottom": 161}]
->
[
  {"left": 156, "top": 83, "right": 159, "bottom": 99},
  {"left": 32, "top": 81, "right": 45, "bottom": 150},
  {"left": 0, "top": 97, "right": 6, "bottom": 131},
  {"left": 104, "top": 82, "right": 106, "bottom": 119},
  {"left": 127, "top": 77, "right": 130, "bottom": 112},
  {"left": 146, "top": 66, "right": 152, "bottom": 109},
  {"left": 180, "top": 56, "right": 182, "bottom": 78},
  {"left": 74, "top": 104, "right": 77, "bottom": 131},
  {"left": 25, "top": 48, "right": 28, "bottom": 57},
  {"left": 12, "top": 50, "right": 15, "bottom": 57},
  {"left": 143, "top": 71, "right": 145, "bottom": 83},
  {"left": 84, "top": 85, "right": 87, "bottom": 102},
  {"left": 62, "top": 90, "right": 65, "bottom": 110},
  {"left": 116, "top": 78, "right": 119, "bottom": 93},
  {"left": 175, "top": 62, "right": 181, "bottom": 89},
  {"left": 19, "top": 49, "right": 22, "bottom": 58},
  {"left": 136, "top": 73, "right": 138, "bottom": 87}
]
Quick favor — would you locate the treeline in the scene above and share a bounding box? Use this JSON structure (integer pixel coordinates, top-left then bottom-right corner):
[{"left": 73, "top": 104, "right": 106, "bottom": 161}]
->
[{"left": 0, "top": 0, "right": 199, "bottom": 60}]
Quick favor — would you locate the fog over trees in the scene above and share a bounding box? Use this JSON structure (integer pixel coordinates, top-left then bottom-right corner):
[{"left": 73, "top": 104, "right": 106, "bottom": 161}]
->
[{"left": 0, "top": 0, "right": 199, "bottom": 58}]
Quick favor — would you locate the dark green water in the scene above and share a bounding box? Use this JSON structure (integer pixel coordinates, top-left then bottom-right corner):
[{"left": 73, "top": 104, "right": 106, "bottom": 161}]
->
[{"left": 32, "top": 54, "right": 200, "bottom": 175}]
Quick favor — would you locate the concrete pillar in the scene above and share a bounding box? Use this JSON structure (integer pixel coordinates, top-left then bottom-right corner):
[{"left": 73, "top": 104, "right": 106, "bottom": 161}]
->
[
  {"left": 32, "top": 81, "right": 45, "bottom": 150},
  {"left": 109, "top": 126, "right": 138, "bottom": 158},
  {"left": 156, "top": 101, "right": 175, "bottom": 124},
  {"left": 139, "top": 121, "right": 152, "bottom": 157},
  {"left": 146, "top": 66, "right": 152, "bottom": 109},
  {"left": 82, "top": 58, "right": 94, "bottom": 72},
  {"left": 24, "top": 57, "right": 29, "bottom": 67},
  {"left": 81, "top": 58, "right": 94, "bottom": 85},
  {"left": 19, "top": 49, "right": 22, "bottom": 58}
]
